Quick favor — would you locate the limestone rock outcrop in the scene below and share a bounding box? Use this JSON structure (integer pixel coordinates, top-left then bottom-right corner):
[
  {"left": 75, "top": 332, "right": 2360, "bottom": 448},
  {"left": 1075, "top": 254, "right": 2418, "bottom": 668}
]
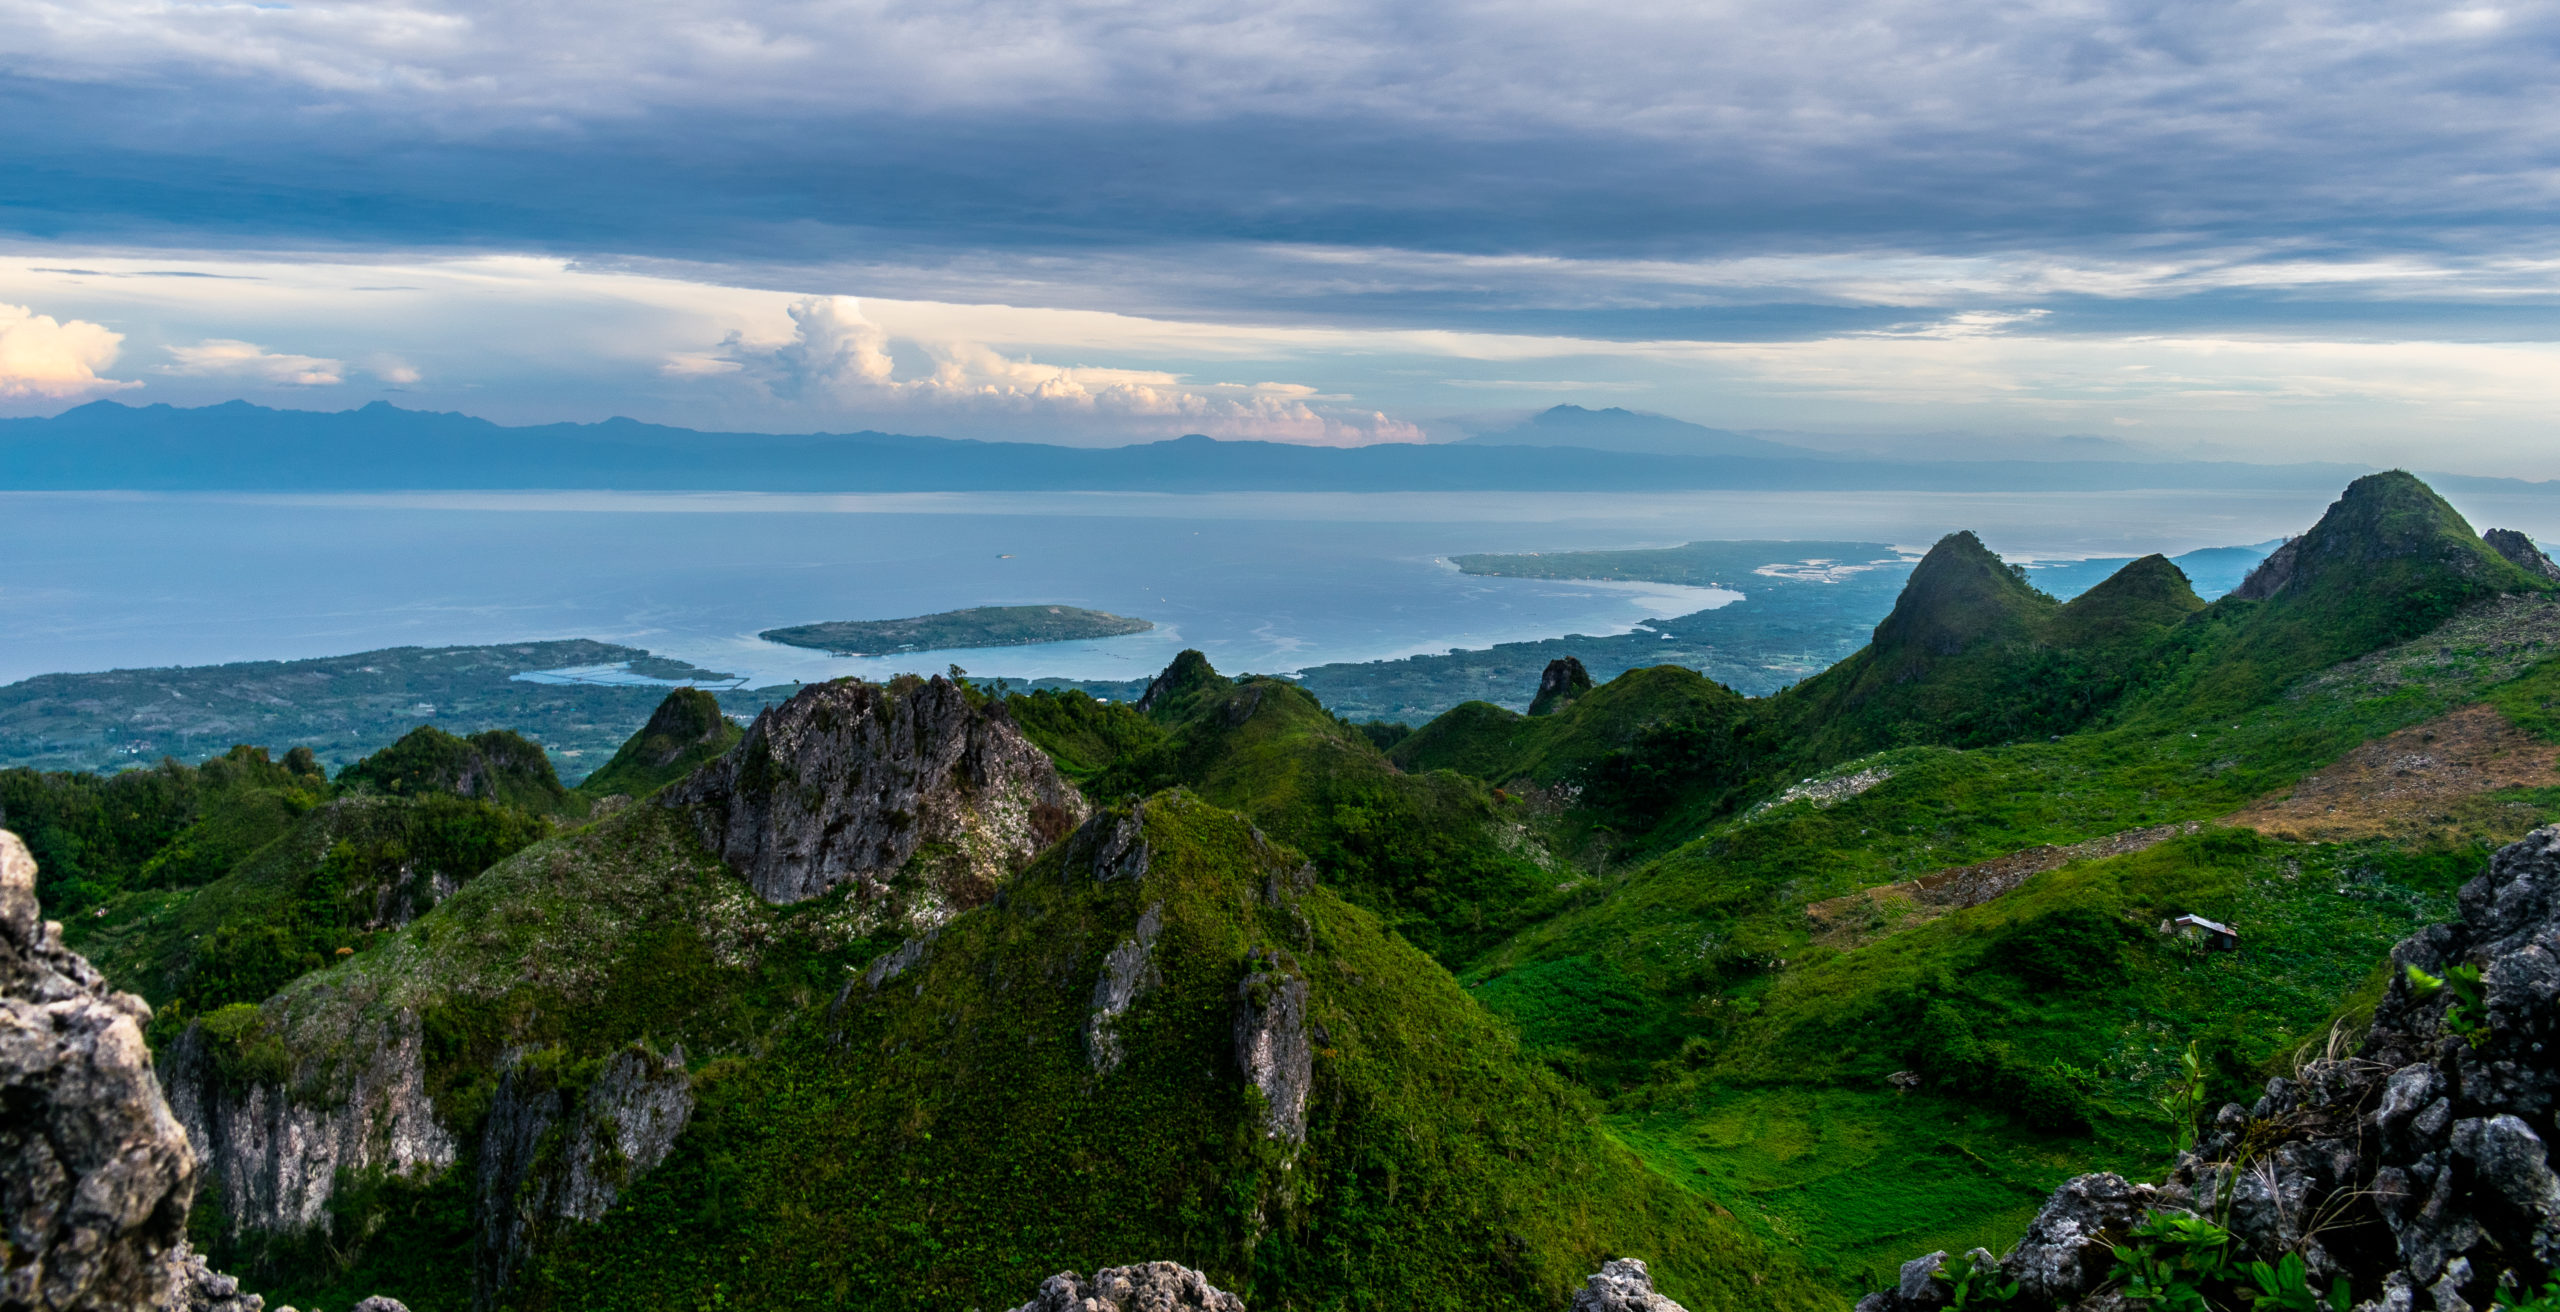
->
[
  {"left": 1, "top": 828, "right": 406, "bottom": 1312},
  {"left": 1571, "top": 1258, "right": 1690, "bottom": 1312},
  {"left": 2487, "top": 529, "right": 2560, "bottom": 583},
  {"left": 1005, "top": 1261, "right": 1247, "bottom": 1312},
  {"left": 475, "top": 1043, "right": 693, "bottom": 1305},
  {"left": 1, "top": 828, "right": 197, "bottom": 1310},
  {"left": 162, "top": 1006, "right": 456, "bottom": 1239},
  {"left": 1529, "top": 656, "right": 1595, "bottom": 717},
  {"left": 1233, "top": 949, "right": 1312, "bottom": 1144},
  {"left": 1861, "top": 823, "right": 2560, "bottom": 1312},
  {"left": 666, "top": 675, "right": 1086, "bottom": 919}
]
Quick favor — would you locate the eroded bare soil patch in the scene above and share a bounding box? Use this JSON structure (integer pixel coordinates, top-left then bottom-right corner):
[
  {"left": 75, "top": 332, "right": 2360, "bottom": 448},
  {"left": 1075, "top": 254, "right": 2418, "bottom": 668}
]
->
[{"left": 2228, "top": 703, "right": 2560, "bottom": 843}]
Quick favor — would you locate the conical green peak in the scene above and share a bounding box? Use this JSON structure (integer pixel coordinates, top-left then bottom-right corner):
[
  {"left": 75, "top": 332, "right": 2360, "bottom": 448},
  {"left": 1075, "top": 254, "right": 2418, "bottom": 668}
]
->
[
  {"left": 1870, "top": 530, "right": 2053, "bottom": 658},
  {"left": 1136, "top": 648, "right": 1235, "bottom": 718},
  {"left": 2047, "top": 554, "right": 2204, "bottom": 648},
  {"left": 575, "top": 686, "right": 744, "bottom": 799},
  {"left": 2233, "top": 469, "right": 2540, "bottom": 603},
  {"left": 337, "top": 724, "right": 570, "bottom": 811}
]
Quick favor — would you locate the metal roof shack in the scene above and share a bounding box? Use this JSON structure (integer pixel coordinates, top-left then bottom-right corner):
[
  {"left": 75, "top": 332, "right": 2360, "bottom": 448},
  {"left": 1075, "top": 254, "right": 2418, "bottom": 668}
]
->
[{"left": 2160, "top": 913, "right": 2238, "bottom": 951}]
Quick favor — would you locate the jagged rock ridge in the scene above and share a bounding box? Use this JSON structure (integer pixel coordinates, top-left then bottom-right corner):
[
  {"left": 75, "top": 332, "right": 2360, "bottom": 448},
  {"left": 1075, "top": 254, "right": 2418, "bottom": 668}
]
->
[
  {"left": 1, "top": 829, "right": 197, "bottom": 1309},
  {"left": 2, "top": 827, "right": 406, "bottom": 1312},
  {"left": 2487, "top": 528, "right": 2560, "bottom": 583},
  {"left": 666, "top": 674, "right": 1086, "bottom": 913},
  {"left": 1862, "top": 822, "right": 2560, "bottom": 1312}
]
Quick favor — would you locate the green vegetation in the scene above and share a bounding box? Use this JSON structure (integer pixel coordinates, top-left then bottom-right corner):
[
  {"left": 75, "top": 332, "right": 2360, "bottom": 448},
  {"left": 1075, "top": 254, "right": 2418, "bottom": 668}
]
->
[
  {"left": 193, "top": 800, "right": 900, "bottom": 1303},
  {"left": 759, "top": 603, "right": 1154, "bottom": 655},
  {"left": 21, "top": 471, "right": 2560, "bottom": 1310},
  {"left": 0, "top": 639, "right": 736, "bottom": 778},
  {"left": 509, "top": 795, "right": 1825, "bottom": 1312},
  {"left": 338, "top": 724, "right": 581, "bottom": 815},
  {"left": 1073, "top": 651, "right": 1570, "bottom": 967},
  {"left": 573, "top": 686, "right": 742, "bottom": 799},
  {"left": 81, "top": 793, "right": 555, "bottom": 1027},
  {"left": 2, "top": 743, "right": 327, "bottom": 912}
]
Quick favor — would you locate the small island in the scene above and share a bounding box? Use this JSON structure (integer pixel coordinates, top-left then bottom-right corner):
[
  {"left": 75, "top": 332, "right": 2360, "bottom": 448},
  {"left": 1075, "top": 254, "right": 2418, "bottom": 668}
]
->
[{"left": 759, "top": 605, "right": 1155, "bottom": 657}]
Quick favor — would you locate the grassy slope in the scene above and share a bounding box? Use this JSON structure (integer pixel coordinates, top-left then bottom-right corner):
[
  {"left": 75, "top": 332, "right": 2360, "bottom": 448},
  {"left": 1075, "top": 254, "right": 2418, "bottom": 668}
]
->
[
  {"left": 1042, "top": 655, "right": 1570, "bottom": 969},
  {"left": 79, "top": 793, "right": 552, "bottom": 1022},
  {"left": 197, "top": 800, "right": 898, "bottom": 1305},
  {"left": 514, "top": 794, "right": 1827, "bottom": 1312},
  {"left": 1436, "top": 474, "right": 2560, "bottom": 1294},
  {"left": 1389, "top": 664, "right": 1748, "bottom": 787}
]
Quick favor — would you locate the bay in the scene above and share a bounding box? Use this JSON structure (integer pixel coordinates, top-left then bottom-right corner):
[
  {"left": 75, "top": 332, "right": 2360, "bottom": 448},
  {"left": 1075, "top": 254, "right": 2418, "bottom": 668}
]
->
[{"left": 3, "top": 485, "right": 2547, "bottom": 688}]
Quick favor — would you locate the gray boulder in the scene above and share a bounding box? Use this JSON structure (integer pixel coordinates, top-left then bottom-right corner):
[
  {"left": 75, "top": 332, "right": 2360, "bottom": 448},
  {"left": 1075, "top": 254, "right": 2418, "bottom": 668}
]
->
[
  {"left": 0, "top": 828, "right": 197, "bottom": 1310},
  {"left": 1006, "top": 1261, "right": 1246, "bottom": 1312},
  {"left": 1571, "top": 1257, "right": 1690, "bottom": 1312}
]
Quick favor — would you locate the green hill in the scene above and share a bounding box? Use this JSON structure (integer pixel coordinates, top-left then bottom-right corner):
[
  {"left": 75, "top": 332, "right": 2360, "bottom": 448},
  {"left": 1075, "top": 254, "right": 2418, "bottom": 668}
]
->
[
  {"left": 574, "top": 687, "right": 742, "bottom": 799},
  {"left": 164, "top": 791, "right": 1828, "bottom": 1312},
  {"left": 1082, "top": 652, "right": 1566, "bottom": 966},
  {"left": 515, "top": 794, "right": 1824, "bottom": 1311},
  {"left": 2144, "top": 470, "right": 2554, "bottom": 716},
  {"left": 338, "top": 724, "right": 580, "bottom": 815}
]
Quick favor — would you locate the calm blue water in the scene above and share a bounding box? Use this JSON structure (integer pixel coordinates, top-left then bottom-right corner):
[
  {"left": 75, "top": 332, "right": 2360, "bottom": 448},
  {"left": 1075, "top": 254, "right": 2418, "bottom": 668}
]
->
[{"left": 4, "top": 487, "right": 2552, "bottom": 687}]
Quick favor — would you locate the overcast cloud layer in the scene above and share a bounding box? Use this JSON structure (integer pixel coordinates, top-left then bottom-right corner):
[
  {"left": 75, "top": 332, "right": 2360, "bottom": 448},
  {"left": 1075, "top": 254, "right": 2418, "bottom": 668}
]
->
[{"left": 3, "top": 0, "right": 2557, "bottom": 467}]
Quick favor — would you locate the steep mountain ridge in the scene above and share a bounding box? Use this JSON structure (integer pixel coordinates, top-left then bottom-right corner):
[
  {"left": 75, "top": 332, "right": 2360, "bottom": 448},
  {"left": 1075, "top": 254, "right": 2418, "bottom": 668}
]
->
[
  {"left": 2173, "top": 471, "right": 2556, "bottom": 716},
  {"left": 510, "top": 793, "right": 1822, "bottom": 1311}
]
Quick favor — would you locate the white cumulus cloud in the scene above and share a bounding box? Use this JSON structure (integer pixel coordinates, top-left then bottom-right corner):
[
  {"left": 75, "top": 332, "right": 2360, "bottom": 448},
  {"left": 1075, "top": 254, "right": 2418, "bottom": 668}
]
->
[
  {"left": 164, "top": 339, "right": 346, "bottom": 386},
  {"left": 0, "top": 302, "right": 133, "bottom": 402},
  {"left": 704, "top": 295, "right": 1423, "bottom": 445}
]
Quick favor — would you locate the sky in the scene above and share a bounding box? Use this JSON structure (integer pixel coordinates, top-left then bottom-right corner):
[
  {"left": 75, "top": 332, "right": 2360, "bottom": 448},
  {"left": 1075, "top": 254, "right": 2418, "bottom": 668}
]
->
[{"left": 3, "top": 0, "right": 2558, "bottom": 471}]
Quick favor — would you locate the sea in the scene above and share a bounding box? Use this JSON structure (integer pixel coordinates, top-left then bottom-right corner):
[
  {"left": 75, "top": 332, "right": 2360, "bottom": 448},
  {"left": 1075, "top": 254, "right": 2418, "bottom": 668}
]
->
[{"left": 5, "top": 486, "right": 2556, "bottom": 688}]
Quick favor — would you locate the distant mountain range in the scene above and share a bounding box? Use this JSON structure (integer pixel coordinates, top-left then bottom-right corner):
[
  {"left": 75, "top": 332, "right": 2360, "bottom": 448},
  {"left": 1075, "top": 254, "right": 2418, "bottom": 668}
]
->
[
  {"left": 1458, "top": 405, "right": 1817, "bottom": 460},
  {"left": 1, "top": 399, "right": 2547, "bottom": 495}
]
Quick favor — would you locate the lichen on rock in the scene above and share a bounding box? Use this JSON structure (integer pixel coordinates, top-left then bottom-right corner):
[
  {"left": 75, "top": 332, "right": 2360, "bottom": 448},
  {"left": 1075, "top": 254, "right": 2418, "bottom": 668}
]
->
[
  {"left": 1233, "top": 948, "right": 1312, "bottom": 1145},
  {"left": 1571, "top": 1258, "right": 1690, "bottom": 1312},
  {"left": 1005, "top": 1261, "right": 1247, "bottom": 1312},
  {"left": 1087, "top": 901, "right": 1164, "bottom": 1073}
]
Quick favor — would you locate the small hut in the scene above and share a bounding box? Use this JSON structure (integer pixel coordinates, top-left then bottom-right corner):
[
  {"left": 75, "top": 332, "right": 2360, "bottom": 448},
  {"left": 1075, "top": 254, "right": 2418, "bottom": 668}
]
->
[{"left": 2160, "top": 913, "right": 2238, "bottom": 951}]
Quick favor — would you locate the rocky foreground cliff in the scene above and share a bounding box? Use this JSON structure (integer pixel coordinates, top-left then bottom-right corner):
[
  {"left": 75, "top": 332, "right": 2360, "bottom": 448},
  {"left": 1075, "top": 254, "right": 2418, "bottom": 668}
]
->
[
  {"left": 1864, "top": 822, "right": 2560, "bottom": 1312},
  {"left": 1, "top": 826, "right": 413, "bottom": 1312}
]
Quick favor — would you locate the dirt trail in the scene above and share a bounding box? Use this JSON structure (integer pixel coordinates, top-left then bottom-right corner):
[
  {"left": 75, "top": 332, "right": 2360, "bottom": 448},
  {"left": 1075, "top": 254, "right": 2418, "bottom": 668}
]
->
[
  {"left": 1806, "top": 822, "right": 2199, "bottom": 950},
  {"left": 2226, "top": 702, "right": 2560, "bottom": 842}
]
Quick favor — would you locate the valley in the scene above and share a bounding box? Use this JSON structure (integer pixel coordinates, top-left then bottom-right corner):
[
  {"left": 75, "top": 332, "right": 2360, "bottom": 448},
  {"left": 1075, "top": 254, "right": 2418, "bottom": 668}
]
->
[{"left": 10, "top": 470, "right": 2560, "bottom": 1309}]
